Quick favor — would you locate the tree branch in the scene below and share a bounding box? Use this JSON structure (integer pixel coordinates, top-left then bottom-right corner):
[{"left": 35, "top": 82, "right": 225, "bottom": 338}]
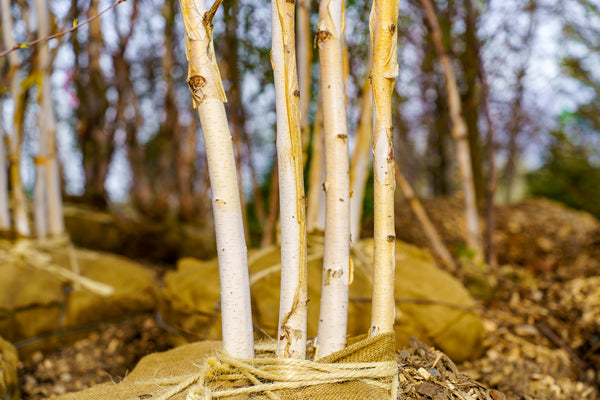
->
[{"left": 0, "top": 0, "right": 127, "bottom": 58}]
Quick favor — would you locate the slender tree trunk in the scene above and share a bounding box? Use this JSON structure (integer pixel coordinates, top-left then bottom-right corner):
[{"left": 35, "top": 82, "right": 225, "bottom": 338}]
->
[
  {"left": 272, "top": 0, "right": 308, "bottom": 358},
  {"left": 316, "top": 0, "right": 351, "bottom": 357},
  {"left": 465, "top": 0, "right": 497, "bottom": 268},
  {"left": 369, "top": 0, "right": 398, "bottom": 336},
  {"left": 461, "top": 2, "right": 484, "bottom": 208},
  {"left": 179, "top": 0, "right": 254, "bottom": 358},
  {"left": 177, "top": 121, "right": 198, "bottom": 220},
  {"left": 35, "top": 0, "right": 64, "bottom": 237},
  {"left": 1, "top": 0, "right": 30, "bottom": 236},
  {"left": 395, "top": 166, "right": 457, "bottom": 271},
  {"left": 420, "top": 0, "right": 483, "bottom": 263},
  {"left": 306, "top": 104, "right": 326, "bottom": 233},
  {"left": 349, "top": 79, "right": 373, "bottom": 243},
  {"left": 0, "top": 129, "right": 9, "bottom": 232},
  {"left": 260, "top": 160, "right": 279, "bottom": 247},
  {"left": 503, "top": 67, "right": 526, "bottom": 204},
  {"left": 297, "top": 0, "right": 312, "bottom": 167}
]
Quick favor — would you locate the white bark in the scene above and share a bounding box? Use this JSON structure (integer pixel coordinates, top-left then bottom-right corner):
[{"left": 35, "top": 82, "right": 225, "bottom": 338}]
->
[
  {"left": 179, "top": 0, "right": 254, "bottom": 359},
  {"left": 1, "top": 0, "right": 30, "bottom": 237},
  {"left": 369, "top": 0, "right": 398, "bottom": 336},
  {"left": 272, "top": 0, "right": 308, "bottom": 359},
  {"left": 36, "top": 0, "right": 64, "bottom": 237},
  {"left": 316, "top": 0, "right": 351, "bottom": 358}
]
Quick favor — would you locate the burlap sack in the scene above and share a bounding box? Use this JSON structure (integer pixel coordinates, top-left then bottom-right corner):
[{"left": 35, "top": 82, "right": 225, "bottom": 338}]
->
[
  {"left": 0, "top": 336, "right": 19, "bottom": 400},
  {"left": 0, "top": 240, "right": 157, "bottom": 353},
  {"left": 51, "top": 333, "right": 398, "bottom": 400},
  {"left": 161, "top": 237, "right": 484, "bottom": 361}
]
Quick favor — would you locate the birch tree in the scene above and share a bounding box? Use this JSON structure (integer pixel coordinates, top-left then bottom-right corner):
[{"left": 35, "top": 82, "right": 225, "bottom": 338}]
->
[
  {"left": 420, "top": 0, "right": 484, "bottom": 263},
  {"left": 272, "top": 0, "right": 308, "bottom": 358},
  {"left": 316, "top": 0, "right": 351, "bottom": 357},
  {"left": 1, "top": 0, "right": 30, "bottom": 237},
  {"left": 369, "top": 0, "right": 398, "bottom": 336},
  {"left": 179, "top": 0, "right": 254, "bottom": 358},
  {"left": 34, "top": 0, "right": 65, "bottom": 238}
]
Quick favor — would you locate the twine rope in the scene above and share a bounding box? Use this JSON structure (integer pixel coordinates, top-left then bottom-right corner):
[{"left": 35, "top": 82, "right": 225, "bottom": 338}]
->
[{"left": 145, "top": 350, "right": 399, "bottom": 400}]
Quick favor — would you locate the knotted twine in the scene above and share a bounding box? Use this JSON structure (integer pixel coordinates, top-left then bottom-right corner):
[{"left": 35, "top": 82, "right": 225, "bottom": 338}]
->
[{"left": 140, "top": 333, "right": 399, "bottom": 400}]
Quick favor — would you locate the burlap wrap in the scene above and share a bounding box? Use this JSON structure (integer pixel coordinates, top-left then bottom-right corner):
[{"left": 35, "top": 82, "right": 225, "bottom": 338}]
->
[{"left": 51, "top": 333, "right": 398, "bottom": 400}]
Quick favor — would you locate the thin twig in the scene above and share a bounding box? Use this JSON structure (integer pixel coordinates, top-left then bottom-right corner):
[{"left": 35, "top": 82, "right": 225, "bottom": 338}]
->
[
  {"left": 203, "top": 0, "right": 223, "bottom": 27},
  {"left": 534, "top": 319, "right": 588, "bottom": 371},
  {"left": 0, "top": 0, "right": 127, "bottom": 58}
]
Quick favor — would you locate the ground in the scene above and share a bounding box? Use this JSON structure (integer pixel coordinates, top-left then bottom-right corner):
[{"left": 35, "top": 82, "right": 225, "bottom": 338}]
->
[{"left": 13, "top": 198, "right": 600, "bottom": 399}]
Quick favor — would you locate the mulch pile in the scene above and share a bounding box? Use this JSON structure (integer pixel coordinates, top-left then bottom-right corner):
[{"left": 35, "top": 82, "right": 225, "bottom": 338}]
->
[
  {"left": 18, "top": 316, "right": 170, "bottom": 399},
  {"left": 11, "top": 199, "right": 600, "bottom": 399}
]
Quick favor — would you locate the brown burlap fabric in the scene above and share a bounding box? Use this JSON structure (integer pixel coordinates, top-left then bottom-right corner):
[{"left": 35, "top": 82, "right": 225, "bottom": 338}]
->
[{"left": 51, "top": 333, "right": 397, "bottom": 400}]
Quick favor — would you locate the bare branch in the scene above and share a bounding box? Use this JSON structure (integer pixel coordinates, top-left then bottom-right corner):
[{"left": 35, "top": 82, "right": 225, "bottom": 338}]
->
[{"left": 0, "top": 0, "right": 127, "bottom": 58}]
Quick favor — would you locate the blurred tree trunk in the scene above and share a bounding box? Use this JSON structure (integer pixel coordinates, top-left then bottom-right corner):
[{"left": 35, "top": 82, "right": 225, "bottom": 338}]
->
[
  {"left": 503, "top": 67, "right": 526, "bottom": 204},
  {"left": 461, "top": 2, "right": 485, "bottom": 208},
  {"left": 73, "top": 0, "right": 112, "bottom": 208},
  {"left": 34, "top": 0, "right": 65, "bottom": 238},
  {"left": 1, "top": 0, "right": 30, "bottom": 236},
  {"left": 0, "top": 23, "right": 7, "bottom": 232},
  {"left": 297, "top": 0, "right": 312, "bottom": 166},
  {"left": 0, "top": 126, "right": 9, "bottom": 232},
  {"left": 306, "top": 104, "right": 325, "bottom": 233},
  {"left": 260, "top": 160, "right": 278, "bottom": 247},
  {"left": 503, "top": 0, "right": 536, "bottom": 204},
  {"left": 420, "top": 0, "right": 484, "bottom": 263},
  {"left": 349, "top": 79, "right": 372, "bottom": 242},
  {"left": 176, "top": 120, "right": 198, "bottom": 220},
  {"left": 418, "top": 22, "right": 451, "bottom": 196},
  {"left": 465, "top": 0, "right": 498, "bottom": 267},
  {"left": 396, "top": 166, "right": 457, "bottom": 271},
  {"left": 222, "top": 0, "right": 265, "bottom": 233}
]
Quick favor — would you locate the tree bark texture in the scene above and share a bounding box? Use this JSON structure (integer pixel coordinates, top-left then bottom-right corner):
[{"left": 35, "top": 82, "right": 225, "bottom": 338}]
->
[
  {"left": 316, "top": 0, "right": 351, "bottom": 357},
  {"left": 272, "top": 0, "right": 308, "bottom": 358},
  {"left": 179, "top": 0, "right": 254, "bottom": 358},
  {"left": 369, "top": 0, "right": 398, "bottom": 336}
]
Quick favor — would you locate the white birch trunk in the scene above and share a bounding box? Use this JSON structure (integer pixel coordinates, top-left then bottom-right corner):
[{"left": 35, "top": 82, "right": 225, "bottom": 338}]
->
[
  {"left": 179, "top": 0, "right": 254, "bottom": 359},
  {"left": 36, "top": 0, "right": 65, "bottom": 237},
  {"left": 34, "top": 0, "right": 50, "bottom": 239},
  {"left": 272, "top": 0, "right": 308, "bottom": 359},
  {"left": 34, "top": 145, "right": 48, "bottom": 239},
  {"left": 369, "top": 0, "right": 398, "bottom": 336},
  {"left": 316, "top": 0, "right": 351, "bottom": 357},
  {"left": 1, "top": 0, "right": 30, "bottom": 237},
  {"left": 349, "top": 80, "right": 373, "bottom": 243}
]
